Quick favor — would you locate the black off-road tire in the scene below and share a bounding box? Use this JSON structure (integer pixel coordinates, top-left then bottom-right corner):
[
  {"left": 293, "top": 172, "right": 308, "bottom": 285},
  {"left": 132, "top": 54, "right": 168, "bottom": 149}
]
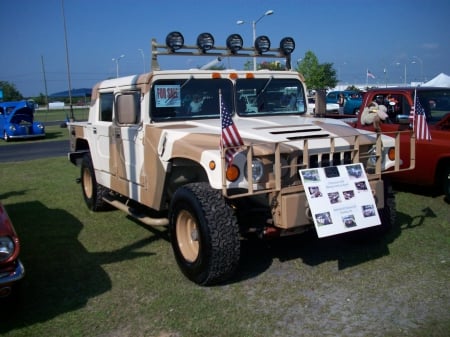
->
[
  {"left": 352, "top": 177, "right": 396, "bottom": 241},
  {"left": 80, "top": 154, "right": 111, "bottom": 211},
  {"left": 378, "top": 177, "right": 396, "bottom": 232},
  {"left": 169, "top": 182, "right": 240, "bottom": 286}
]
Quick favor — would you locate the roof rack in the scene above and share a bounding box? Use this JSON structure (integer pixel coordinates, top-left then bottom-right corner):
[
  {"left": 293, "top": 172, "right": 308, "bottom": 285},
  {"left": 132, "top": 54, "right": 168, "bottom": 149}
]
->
[{"left": 151, "top": 31, "right": 295, "bottom": 71}]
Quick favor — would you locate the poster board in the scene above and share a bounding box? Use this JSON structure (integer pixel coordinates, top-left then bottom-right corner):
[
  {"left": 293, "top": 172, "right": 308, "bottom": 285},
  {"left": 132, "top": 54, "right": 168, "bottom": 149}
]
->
[{"left": 300, "top": 163, "right": 381, "bottom": 238}]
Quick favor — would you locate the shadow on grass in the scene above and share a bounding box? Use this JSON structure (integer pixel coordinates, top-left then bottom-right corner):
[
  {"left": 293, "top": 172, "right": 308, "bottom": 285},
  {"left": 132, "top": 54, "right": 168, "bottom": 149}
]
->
[
  {"left": 0, "top": 201, "right": 154, "bottom": 334},
  {"left": 232, "top": 204, "right": 436, "bottom": 284}
]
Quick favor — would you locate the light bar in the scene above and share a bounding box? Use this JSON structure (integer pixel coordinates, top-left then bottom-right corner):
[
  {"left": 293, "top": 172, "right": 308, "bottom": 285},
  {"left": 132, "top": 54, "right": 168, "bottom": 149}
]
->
[
  {"left": 165, "top": 31, "right": 184, "bottom": 51},
  {"left": 226, "top": 34, "right": 243, "bottom": 54},
  {"left": 197, "top": 32, "right": 215, "bottom": 53},
  {"left": 254, "top": 35, "right": 271, "bottom": 54}
]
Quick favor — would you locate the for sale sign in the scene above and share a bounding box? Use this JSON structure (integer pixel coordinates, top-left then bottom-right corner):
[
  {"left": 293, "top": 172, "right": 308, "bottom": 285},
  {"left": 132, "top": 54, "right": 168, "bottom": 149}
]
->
[
  {"left": 155, "top": 85, "right": 181, "bottom": 107},
  {"left": 300, "top": 163, "right": 381, "bottom": 238}
]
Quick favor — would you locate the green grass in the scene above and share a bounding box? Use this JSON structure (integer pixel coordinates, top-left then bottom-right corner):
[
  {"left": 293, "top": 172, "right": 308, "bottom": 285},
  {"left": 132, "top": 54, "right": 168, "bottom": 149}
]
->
[
  {"left": 0, "top": 157, "right": 449, "bottom": 337},
  {"left": 35, "top": 107, "right": 89, "bottom": 123}
]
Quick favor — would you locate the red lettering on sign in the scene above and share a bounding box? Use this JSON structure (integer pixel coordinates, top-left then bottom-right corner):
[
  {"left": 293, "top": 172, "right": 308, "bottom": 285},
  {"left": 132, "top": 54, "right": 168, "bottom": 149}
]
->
[
  {"left": 157, "top": 88, "right": 166, "bottom": 99},
  {"left": 167, "top": 88, "right": 178, "bottom": 99}
]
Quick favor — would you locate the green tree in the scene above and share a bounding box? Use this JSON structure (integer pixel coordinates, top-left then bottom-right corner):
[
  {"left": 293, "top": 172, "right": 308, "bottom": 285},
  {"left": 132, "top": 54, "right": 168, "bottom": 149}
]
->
[
  {"left": 296, "top": 51, "right": 337, "bottom": 90},
  {"left": 0, "top": 81, "right": 23, "bottom": 101},
  {"left": 296, "top": 51, "right": 337, "bottom": 115}
]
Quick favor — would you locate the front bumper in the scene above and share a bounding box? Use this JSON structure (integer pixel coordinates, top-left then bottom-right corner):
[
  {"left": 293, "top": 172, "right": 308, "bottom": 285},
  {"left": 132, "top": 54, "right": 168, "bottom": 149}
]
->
[{"left": 0, "top": 259, "right": 25, "bottom": 286}]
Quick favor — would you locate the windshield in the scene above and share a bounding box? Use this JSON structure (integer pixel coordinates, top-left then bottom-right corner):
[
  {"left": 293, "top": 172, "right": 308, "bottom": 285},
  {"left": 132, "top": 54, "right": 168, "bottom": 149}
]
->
[
  {"left": 150, "top": 77, "right": 306, "bottom": 121},
  {"left": 236, "top": 78, "right": 306, "bottom": 115},
  {"left": 418, "top": 89, "right": 450, "bottom": 125}
]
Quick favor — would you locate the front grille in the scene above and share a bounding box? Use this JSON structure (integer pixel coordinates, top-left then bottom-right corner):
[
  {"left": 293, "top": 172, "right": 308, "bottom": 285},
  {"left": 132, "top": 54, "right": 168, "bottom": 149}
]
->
[{"left": 300, "top": 151, "right": 353, "bottom": 169}]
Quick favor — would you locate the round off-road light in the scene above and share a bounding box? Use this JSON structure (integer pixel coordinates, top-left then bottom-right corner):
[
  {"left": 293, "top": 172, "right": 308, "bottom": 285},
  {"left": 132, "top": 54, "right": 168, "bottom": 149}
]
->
[
  {"left": 166, "top": 31, "right": 184, "bottom": 51},
  {"left": 197, "top": 32, "right": 214, "bottom": 52},
  {"left": 280, "top": 37, "right": 295, "bottom": 55},
  {"left": 255, "top": 35, "right": 271, "bottom": 54},
  {"left": 226, "top": 34, "right": 243, "bottom": 54}
]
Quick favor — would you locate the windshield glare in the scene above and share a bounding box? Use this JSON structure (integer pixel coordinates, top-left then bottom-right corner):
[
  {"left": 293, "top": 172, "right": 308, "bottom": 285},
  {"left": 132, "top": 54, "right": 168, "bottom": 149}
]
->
[
  {"left": 236, "top": 78, "right": 306, "bottom": 115},
  {"left": 418, "top": 89, "right": 450, "bottom": 125},
  {"left": 150, "top": 77, "right": 306, "bottom": 121}
]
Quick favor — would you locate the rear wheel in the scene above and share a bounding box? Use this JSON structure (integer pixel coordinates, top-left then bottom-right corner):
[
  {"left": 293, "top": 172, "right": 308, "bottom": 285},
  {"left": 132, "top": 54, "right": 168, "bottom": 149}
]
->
[
  {"left": 169, "top": 182, "right": 240, "bottom": 286},
  {"left": 80, "top": 154, "right": 110, "bottom": 211}
]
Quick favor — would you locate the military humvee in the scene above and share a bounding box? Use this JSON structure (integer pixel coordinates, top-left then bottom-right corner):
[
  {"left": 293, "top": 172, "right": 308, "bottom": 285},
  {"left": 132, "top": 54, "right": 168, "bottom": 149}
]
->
[{"left": 68, "top": 31, "right": 413, "bottom": 285}]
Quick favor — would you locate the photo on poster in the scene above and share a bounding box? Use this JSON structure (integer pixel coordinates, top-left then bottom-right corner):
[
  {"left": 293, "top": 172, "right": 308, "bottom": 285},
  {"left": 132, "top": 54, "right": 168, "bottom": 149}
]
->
[
  {"left": 327, "top": 191, "right": 341, "bottom": 204},
  {"left": 362, "top": 204, "right": 376, "bottom": 217},
  {"left": 315, "top": 212, "right": 333, "bottom": 226},
  {"left": 301, "top": 169, "right": 320, "bottom": 182},
  {"left": 324, "top": 166, "right": 340, "bottom": 178},
  {"left": 342, "top": 214, "right": 357, "bottom": 228},
  {"left": 343, "top": 190, "right": 355, "bottom": 200},
  {"left": 355, "top": 181, "right": 368, "bottom": 191},
  {"left": 346, "top": 164, "right": 363, "bottom": 179},
  {"left": 308, "top": 186, "right": 323, "bottom": 198}
]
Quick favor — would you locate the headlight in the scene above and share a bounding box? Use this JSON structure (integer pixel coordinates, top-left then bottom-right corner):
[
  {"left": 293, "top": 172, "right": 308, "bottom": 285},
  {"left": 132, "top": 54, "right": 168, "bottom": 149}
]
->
[
  {"left": 0, "top": 236, "right": 15, "bottom": 262},
  {"left": 367, "top": 147, "right": 378, "bottom": 166},
  {"left": 244, "top": 159, "right": 264, "bottom": 182},
  {"left": 37, "top": 123, "right": 44, "bottom": 129},
  {"left": 8, "top": 125, "right": 16, "bottom": 132}
]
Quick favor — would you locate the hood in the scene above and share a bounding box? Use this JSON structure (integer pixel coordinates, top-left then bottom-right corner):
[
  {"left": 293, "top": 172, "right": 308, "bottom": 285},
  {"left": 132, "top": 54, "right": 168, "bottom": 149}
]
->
[
  {"left": 3, "top": 101, "right": 35, "bottom": 124},
  {"left": 157, "top": 115, "right": 378, "bottom": 162},
  {"left": 8, "top": 107, "right": 34, "bottom": 124}
]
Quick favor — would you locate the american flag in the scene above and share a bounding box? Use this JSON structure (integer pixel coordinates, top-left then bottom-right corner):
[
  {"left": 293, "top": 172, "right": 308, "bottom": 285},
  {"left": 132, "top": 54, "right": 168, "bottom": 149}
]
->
[
  {"left": 411, "top": 95, "right": 432, "bottom": 141},
  {"left": 367, "top": 70, "right": 375, "bottom": 79},
  {"left": 220, "top": 91, "right": 243, "bottom": 165}
]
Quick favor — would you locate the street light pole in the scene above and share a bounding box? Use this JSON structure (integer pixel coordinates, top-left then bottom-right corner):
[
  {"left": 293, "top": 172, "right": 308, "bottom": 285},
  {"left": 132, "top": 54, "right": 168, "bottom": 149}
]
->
[
  {"left": 138, "top": 49, "right": 145, "bottom": 73},
  {"left": 112, "top": 54, "right": 125, "bottom": 78},
  {"left": 237, "top": 9, "right": 274, "bottom": 71},
  {"left": 412, "top": 56, "right": 424, "bottom": 82},
  {"left": 396, "top": 62, "right": 407, "bottom": 85}
]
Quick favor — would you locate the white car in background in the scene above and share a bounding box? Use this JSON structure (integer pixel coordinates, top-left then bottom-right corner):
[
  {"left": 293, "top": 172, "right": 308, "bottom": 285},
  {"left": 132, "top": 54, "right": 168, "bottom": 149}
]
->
[{"left": 307, "top": 97, "right": 339, "bottom": 114}]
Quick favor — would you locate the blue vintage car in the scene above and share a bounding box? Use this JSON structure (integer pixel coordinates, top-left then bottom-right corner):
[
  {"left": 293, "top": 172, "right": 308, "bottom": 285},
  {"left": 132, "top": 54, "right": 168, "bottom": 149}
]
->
[
  {"left": 326, "top": 90, "right": 363, "bottom": 115},
  {"left": 0, "top": 100, "right": 45, "bottom": 141}
]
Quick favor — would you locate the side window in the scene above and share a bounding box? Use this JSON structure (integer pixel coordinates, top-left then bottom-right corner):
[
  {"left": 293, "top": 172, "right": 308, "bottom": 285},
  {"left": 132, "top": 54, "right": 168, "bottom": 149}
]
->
[
  {"left": 99, "top": 93, "right": 114, "bottom": 122},
  {"left": 385, "top": 94, "right": 409, "bottom": 123},
  {"left": 115, "top": 91, "right": 141, "bottom": 125},
  {"left": 328, "top": 93, "right": 337, "bottom": 102}
]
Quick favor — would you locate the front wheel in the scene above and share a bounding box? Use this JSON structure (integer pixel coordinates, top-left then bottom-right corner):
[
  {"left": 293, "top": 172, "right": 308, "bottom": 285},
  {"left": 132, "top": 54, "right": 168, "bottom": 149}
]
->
[
  {"left": 169, "top": 182, "right": 240, "bottom": 286},
  {"left": 80, "top": 154, "right": 111, "bottom": 211},
  {"left": 378, "top": 177, "right": 396, "bottom": 232}
]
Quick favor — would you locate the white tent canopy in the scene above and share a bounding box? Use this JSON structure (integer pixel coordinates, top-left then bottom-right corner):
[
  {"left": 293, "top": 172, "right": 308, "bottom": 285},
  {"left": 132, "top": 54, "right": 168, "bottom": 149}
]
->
[{"left": 423, "top": 73, "right": 450, "bottom": 87}]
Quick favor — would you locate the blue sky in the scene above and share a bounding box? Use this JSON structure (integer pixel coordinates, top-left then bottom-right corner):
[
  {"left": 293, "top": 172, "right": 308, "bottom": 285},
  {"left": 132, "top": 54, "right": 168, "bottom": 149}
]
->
[{"left": 1, "top": 0, "right": 449, "bottom": 97}]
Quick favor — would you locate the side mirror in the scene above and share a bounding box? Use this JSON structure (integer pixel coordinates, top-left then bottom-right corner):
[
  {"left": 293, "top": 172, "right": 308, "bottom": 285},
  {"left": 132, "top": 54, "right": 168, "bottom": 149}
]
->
[{"left": 116, "top": 93, "right": 140, "bottom": 125}]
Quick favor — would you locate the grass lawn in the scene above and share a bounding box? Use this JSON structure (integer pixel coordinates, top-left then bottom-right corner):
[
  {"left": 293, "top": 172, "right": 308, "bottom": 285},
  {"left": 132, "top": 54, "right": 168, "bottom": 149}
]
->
[{"left": 0, "top": 157, "right": 449, "bottom": 337}]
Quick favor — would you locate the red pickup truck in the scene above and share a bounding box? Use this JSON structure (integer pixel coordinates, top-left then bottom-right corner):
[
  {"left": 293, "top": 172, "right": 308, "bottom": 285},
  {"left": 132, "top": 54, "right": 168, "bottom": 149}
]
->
[{"left": 353, "top": 87, "right": 450, "bottom": 200}]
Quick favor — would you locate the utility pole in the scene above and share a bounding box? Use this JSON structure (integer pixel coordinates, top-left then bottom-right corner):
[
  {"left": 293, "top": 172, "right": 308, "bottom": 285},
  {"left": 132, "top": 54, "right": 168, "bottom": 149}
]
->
[
  {"left": 40, "top": 55, "right": 50, "bottom": 114},
  {"left": 61, "top": 0, "right": 74, "bottom": 121}
]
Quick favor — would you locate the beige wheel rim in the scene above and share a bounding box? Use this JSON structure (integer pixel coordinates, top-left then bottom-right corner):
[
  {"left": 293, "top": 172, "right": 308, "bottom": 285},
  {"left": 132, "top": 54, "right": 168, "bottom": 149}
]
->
[
  {"left": 176, "top": 210, "right": 200, "bottom": 262},
  {"left": 82, "top": 168, "right": 93, "bottom": 199}
]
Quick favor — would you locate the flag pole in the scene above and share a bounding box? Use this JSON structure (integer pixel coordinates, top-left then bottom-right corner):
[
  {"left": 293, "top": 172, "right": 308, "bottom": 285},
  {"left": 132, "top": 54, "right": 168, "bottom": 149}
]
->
[{"left": 366, "top": 68, "right": 368, "bottom": 87}]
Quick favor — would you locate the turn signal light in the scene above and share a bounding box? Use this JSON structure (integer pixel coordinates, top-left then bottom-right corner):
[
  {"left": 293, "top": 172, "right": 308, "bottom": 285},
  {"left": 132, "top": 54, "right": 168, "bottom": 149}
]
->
[{"left": 226, "top": 165, "right": 240, "bottom": 182}]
